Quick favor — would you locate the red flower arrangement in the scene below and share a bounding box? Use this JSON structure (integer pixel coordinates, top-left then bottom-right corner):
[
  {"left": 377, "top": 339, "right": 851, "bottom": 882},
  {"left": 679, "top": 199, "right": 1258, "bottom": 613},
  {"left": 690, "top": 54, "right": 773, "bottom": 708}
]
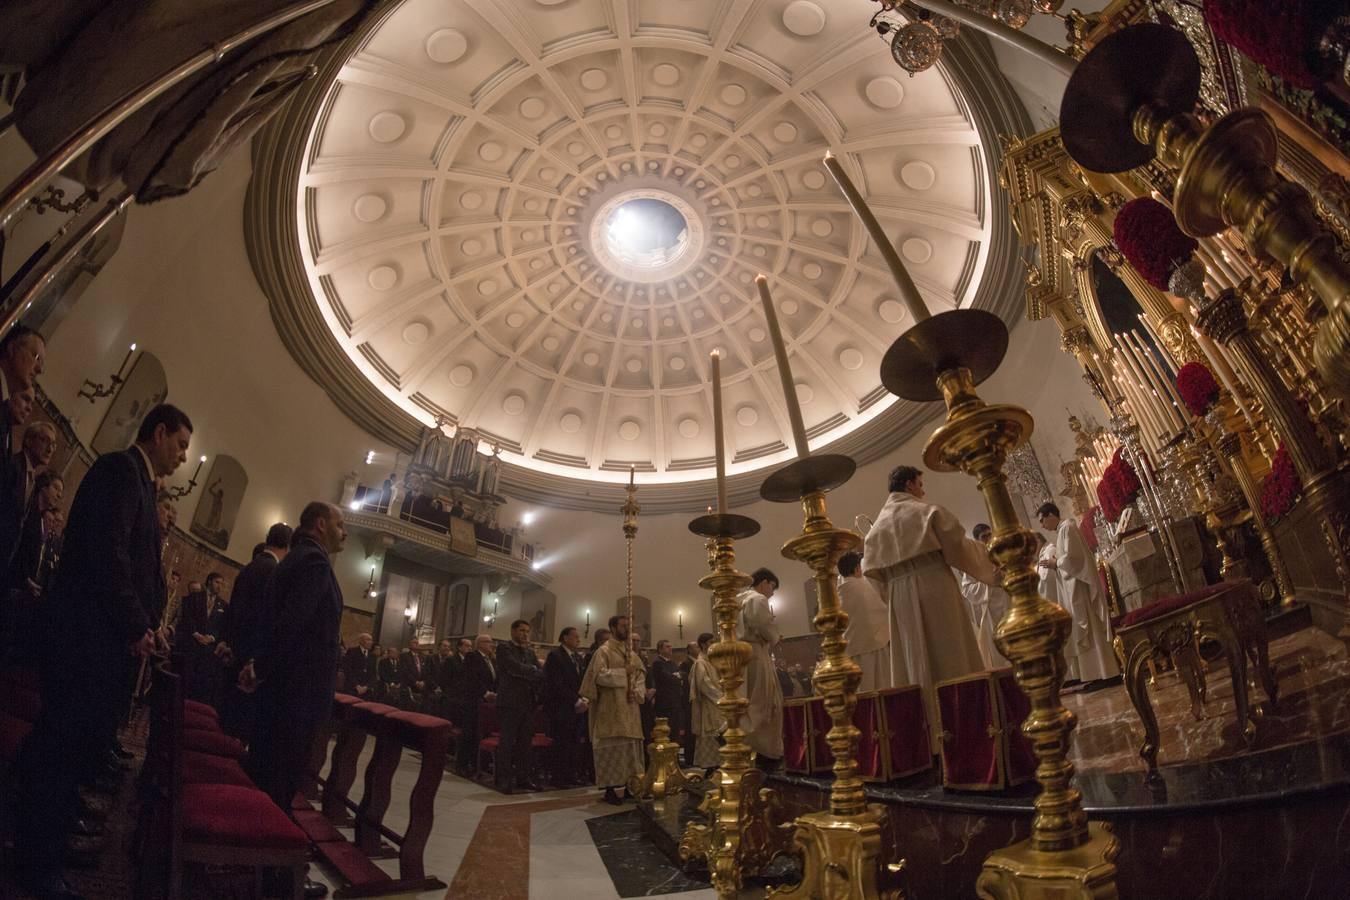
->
[
  {"left": 1112, "top": 198, "right": 1199, "bottom": 291},
  {"left": 1081, "top": 507, "right": 1100, "bottom": 552},
  {"left": 1260, "top": 444, "right": 1302, "bottom": 521},
  {"left": 1176, "top": 362, "right": 1221, "bottom": 416},
  {"left": 1204, "top": 0, "right": 1341, "bottom": 91},
  {"left": 1095, "top": 448, "right": 1143, "bottom": 524}
]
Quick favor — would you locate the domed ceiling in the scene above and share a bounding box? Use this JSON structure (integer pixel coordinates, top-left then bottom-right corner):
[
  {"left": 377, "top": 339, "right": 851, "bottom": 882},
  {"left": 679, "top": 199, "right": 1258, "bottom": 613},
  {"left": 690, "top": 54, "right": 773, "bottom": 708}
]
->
[{"left": 251, "top": 0, "right": 1029, "bottom": 508}]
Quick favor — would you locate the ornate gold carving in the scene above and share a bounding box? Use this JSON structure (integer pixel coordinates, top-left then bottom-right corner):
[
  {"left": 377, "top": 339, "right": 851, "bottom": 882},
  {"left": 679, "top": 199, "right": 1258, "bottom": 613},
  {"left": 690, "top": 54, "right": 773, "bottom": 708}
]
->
[{"left": 630, "top": 718, "right": 703, "bottom": 800}]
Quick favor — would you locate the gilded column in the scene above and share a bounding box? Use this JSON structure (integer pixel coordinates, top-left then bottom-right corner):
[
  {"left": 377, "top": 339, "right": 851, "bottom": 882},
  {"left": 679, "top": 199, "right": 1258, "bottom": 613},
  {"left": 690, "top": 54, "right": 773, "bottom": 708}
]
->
[{"left": 1195, "top": 288, "right": 1350, "bottom": 626}]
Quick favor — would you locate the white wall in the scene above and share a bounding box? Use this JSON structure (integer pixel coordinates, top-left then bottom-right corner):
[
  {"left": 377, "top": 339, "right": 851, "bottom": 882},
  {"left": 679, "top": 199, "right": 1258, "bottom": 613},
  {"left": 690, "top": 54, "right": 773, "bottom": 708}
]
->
[
  {"left": 32, "top": 148, "right": 398, "bottom": 609},
  {"left": 20, "top": 140, "right": 1099, "bottom": 638}
]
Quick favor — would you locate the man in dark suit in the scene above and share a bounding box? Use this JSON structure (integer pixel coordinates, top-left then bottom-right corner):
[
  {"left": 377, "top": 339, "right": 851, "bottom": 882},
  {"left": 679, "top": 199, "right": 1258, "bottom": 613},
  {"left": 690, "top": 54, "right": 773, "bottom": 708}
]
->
[
  {"left": 495, "top": 619, "right": 543, "bottom": 793},
  {"left": 456, "top": 633, "right": 497, "bottom": 775},
  {"left": 216, "top": 523, "right": 292, "bottom": 741},
  {"left": 649, "top": 640, "right": 685, "bottom": 741},
  {"left": 178, "top": 572, "right": 226, "bottom": 702},
  {"left": 10, "top": 403, "right": 188, "bottom": 900},
  {"left": 241, "top": 502, "right": 346, "bottom": 900},
  {"left": 0, "top": 325, "right": 45, "bottom": 570},
  {"left": 398, "top": 639, "right": 429, "bottom": 709},
  {"left": 544, "top": 626, "right": 587, "bottom": 787},
  {"left": 340, "top": 632, "right": 377, "bottom": 698}
]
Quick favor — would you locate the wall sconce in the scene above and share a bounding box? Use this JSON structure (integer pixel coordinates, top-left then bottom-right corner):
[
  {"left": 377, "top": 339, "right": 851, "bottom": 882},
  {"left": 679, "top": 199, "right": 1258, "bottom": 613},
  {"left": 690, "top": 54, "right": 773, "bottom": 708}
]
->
[
  {"left": 78, "top": 342, "right": 136, "bottom": 403},
  {"left": 768, "top": 599, "right": 776, "bottom": 617},
  {"left": 366, "top": 566, "right": 377, "bottom": 599},
  {"left": 403, "top": 604, "right": 415, "bottom": 620},
  {"left": 169, "top": 455, "right": 207, "bottom": 499},
  {"left": 584, "top": 608, "right": 591, "bottom": 639},
  {"left": 677, "top": 609, "right": 684, "bottom": 640},
  {"left": 483, "top": 598, "right": 499, "bottom": 627}
]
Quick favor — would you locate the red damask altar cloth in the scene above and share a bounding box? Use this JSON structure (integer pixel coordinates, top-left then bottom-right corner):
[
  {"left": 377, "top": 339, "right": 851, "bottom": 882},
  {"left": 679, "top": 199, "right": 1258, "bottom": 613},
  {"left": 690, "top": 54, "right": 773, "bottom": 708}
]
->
[
  {"left": 935, "top": 668, "right": 1035, "bottom": 790},
  {"left": 783, "top": 699, "right": 809, "bottom": 773},
  {"left": 787, "top": 686, "right": 933, "bottom": 781}
]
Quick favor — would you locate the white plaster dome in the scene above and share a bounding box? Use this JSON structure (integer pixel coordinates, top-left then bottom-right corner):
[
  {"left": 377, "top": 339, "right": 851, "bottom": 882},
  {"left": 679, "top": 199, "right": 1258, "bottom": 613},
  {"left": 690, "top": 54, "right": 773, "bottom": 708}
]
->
[{"left": 252, "top": 0, "right": 1027, "bottom": 507}]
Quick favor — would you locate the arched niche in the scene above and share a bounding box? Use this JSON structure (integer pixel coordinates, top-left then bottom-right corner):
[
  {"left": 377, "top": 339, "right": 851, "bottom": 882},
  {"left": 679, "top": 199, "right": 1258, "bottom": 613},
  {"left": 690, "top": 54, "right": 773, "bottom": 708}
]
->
[
  {"left": 614, "top": 594, "right": 652, "bottom": 647},
  {"left": 189, "top": 453, "right": 248, "bottom": 551},
  {"left": 91, "top": 350, "right": 167, "bottom": 455},
  {"left": 1081, "top": 254, "right": 1173, "bottom": 370}
]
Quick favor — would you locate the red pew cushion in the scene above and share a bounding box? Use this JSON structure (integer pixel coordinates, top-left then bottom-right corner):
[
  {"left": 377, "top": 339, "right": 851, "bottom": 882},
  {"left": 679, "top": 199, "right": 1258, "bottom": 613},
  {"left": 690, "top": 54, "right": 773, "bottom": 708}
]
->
[
  {"left": 182, "top": 750, "right": 254, "bottom": 787},
  {"left": 180, "top": 783, "right": 308, "bottom": 850},
  {"left": 184, "top": 700, "right": 219, "bottom": 721},
  {"left": 182, "top": 728, "right": 246, "bottom": 760}
]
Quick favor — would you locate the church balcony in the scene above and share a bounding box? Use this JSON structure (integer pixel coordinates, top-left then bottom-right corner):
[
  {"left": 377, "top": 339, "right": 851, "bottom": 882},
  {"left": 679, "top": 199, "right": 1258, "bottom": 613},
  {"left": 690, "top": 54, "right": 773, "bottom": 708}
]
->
[{"left": 338, "top": 477, "right": 547, "bottom": 588}]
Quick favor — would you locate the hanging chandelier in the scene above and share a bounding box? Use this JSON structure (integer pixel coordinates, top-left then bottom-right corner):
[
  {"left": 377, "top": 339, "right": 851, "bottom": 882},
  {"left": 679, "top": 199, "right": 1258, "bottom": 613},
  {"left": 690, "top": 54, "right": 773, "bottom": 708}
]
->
[{"left": 869, "top": 0, "right": 1064, "bottom": 75}]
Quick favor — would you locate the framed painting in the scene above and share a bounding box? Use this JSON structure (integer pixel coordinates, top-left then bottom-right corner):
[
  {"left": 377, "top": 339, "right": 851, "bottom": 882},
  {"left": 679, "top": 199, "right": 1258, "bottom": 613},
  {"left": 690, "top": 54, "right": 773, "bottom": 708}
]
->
[
  {"left": 189, "top": 454, "right": 247, "bottom": 551},
  {"left": 91, "top": 351, "right": 168, "bottom": 456}
]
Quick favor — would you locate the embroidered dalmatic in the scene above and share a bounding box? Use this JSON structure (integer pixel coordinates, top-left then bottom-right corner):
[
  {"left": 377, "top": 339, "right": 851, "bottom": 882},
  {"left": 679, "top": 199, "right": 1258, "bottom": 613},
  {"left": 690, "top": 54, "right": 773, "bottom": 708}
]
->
[{"left": 579, "top": 638, "right": 645, "bottom": 788}]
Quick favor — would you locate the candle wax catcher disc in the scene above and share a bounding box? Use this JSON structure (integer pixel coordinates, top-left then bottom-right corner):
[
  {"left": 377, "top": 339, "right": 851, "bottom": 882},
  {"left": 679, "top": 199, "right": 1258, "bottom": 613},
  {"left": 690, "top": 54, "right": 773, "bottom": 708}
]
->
[
  {"left": 880, "top": 309, "right": 1008, "bottom": 402},
  {"left": 689, "top": 513, "right": 761, "bottom": 540},
  {"left": 759, "top": 454, "right": 856, "bottom": 503}
]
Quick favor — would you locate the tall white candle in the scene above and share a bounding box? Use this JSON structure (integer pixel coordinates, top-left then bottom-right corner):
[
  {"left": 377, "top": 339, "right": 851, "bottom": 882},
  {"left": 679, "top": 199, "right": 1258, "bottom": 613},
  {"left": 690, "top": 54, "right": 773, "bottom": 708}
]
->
[
  {"left": 1129, "top": 330, "right": 1190, "bottom": 425},
  {"left": 823, "top": 152, "right": 930, "bottom": 323},
  {"left": 1123, "top": 334, "right": 1180, "bottom": 431},
  {"left": 755, "top": 275, "right": 810, "bottom": 458},
  {"left": 710, "top": 351, "right": 728, "bottom": 514}
]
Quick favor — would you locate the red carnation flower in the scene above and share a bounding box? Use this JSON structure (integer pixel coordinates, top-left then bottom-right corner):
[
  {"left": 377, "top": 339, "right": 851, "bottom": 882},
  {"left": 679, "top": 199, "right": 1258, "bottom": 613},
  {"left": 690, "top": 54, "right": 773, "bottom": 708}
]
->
[
  {"left": 1113, "top": 198, "right": 1199, "bottom": 291},
  {"left": 1260, "top": 444, "right": 1302, "bottom": 521},
  {"left": 1082, "top": 508, "right": 1100, "bottom": 551},
  {"left": 1205, "top": 0, "right": 1341, "bottom": 91},
  {"left": 1176, "top": 362, "right": 1220, "bottom": 416}
]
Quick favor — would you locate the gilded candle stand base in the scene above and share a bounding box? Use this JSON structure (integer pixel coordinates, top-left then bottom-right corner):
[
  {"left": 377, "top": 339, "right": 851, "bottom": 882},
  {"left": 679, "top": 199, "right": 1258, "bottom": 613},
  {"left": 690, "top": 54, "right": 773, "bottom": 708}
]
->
[
  {"left": 976, "top": 823, "right": 1120, "bottom": 900},
  {"left": 679, "top": 512, "right": 783, "bottom": 898},
  {"left": 881, "top": 310, "right": 1120, "bottom": 898},
  {"left": 629, "top": 718, "right": 702, "bottom": 801},
  {"left": 760, "top": 457, "right": 903, "bottom": 900}
]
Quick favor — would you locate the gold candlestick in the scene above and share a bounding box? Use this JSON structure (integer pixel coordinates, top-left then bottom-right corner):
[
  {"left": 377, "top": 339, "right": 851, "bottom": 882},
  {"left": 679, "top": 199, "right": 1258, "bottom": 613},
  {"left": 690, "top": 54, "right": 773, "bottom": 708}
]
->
[
  {"left": 678, "top": 512, "right": 775, "bottom": 896},
  {"left": 755, "top": 241, "right": 896, "bottom": 900},
  {"left": 878, "top": 311, "right": 1120, "bottom": 897}
]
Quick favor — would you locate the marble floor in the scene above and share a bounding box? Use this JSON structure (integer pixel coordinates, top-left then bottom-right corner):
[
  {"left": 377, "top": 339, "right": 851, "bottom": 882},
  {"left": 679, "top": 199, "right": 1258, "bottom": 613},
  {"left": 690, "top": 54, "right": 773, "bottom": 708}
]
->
[
  {"left": 308, "top": 743, "right": 718, "bottom": 900},
  {"left": 1064, "top": 625, "right": 1349, "bottom": 774}
]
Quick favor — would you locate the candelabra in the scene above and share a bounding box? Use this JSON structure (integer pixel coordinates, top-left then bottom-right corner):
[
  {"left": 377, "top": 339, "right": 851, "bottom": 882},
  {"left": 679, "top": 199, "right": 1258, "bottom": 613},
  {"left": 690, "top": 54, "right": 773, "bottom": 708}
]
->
[
  {"left": 168, "top": 455, "right": 207, "bottom": 500},
  {"left": 77, "top": 342, "right": 137, "bottom": 403},
  {"left": 630, "top": 717, "right": 702, "bottom": 801}
]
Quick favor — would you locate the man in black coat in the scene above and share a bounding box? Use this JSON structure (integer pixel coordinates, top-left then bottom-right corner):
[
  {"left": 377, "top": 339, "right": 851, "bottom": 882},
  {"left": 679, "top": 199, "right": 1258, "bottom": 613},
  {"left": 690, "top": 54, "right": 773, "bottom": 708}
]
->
[
  {"left": 0, "top": 325, "right": 45, "bottom": 571},
  {"left": 544, "top": 626, "right": 587, "bottom": 787},
  {"left": 455, "top": 633, "right": 497, "bottom": 775},
  {"left": 242, "top": 502, "right": 346, "bottom": 815},
  {"left": 649, "top": 640, "right": 685, "bottom": 741},
  {"left": 340, "top": 632, "right": 377, "bottom": 698},
  {"left": 494, "top": 619, "right": 543, "bottom": 793},
  {"left": 397, "top": 638, "right": 429, "bottom": 709},
  {"left": 216, "top": 524, "right": 292, "bottom": 741},
  {"left": 10, "top": 403, "right": 189, "bottom": 899}
]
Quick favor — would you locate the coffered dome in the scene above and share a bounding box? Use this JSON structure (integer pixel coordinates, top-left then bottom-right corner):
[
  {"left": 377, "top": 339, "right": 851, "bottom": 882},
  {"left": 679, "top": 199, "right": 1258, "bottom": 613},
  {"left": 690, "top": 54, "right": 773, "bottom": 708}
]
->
[{"left": 250, "top": 0, "right": 1029, "bottom": 508}]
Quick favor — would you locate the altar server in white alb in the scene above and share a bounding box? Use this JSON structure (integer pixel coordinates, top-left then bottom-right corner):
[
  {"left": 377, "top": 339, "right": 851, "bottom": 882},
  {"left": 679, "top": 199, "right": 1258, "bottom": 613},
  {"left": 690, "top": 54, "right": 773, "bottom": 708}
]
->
[
  {"left": 862, "top": 465, "right": 997, "bottom": 746},
  {"left": 959, "top": 523, "right": 1010, "bottom": 670},
  {"left": 1035, "top": 531, "right": 1077, "bottom": 681},
  {"left": 737, "top": 568, "right": 784, "bottom": 770},
  {"left": 837, "top": 550, "right": 890, "bottom": 691},
  {"left": 1037, "top": 502, "right": 1118, "bottom": 684}
]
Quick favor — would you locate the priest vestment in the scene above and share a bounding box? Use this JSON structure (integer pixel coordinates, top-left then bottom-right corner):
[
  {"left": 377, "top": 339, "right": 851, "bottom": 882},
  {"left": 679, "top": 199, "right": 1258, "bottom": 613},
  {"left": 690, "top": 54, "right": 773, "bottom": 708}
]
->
[
  {"left": 959, "top": 566, "right": 1008, "bottom": 671},
  {"left": 1036, "top": 540, "right": 1077, "bottom": 680},
  {"left": 737, "top": 587, "right": 784, "bottom": 761},
  {"left": 1056, "top": 518, "right": 1118, "bottom": 683},
  {"left": 862, "top": 491, "right": 994, "bottom": 748},
  {"left": 578, "top": 638, "right": 645, "bottom": 789},
  {"left": 689, "top": 653, "right": 723, "bottom": 768},
  {"left": 840, "top": 574, "right": 890, "bottom": 691}
]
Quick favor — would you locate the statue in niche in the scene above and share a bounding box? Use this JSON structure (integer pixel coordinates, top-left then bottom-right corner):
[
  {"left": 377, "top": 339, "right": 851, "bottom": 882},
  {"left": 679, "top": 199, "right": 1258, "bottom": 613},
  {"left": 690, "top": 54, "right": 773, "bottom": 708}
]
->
[{"left": 480, "top": 444, "right": 502, "bottom": 497}]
